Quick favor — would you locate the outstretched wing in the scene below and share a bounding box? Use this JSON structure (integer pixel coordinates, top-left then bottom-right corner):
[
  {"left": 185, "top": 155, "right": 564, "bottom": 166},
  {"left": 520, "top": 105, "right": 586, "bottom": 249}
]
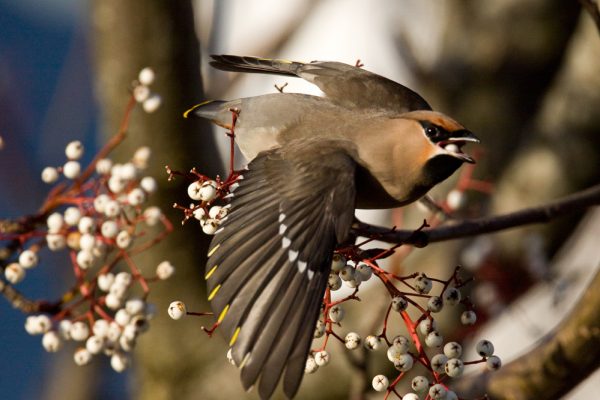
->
[
  {"left": 210, "top": 54, "right": 431, "bottom": 113},
  {"left": 205, "top": 140, "right": 356, "bottom": 399}
]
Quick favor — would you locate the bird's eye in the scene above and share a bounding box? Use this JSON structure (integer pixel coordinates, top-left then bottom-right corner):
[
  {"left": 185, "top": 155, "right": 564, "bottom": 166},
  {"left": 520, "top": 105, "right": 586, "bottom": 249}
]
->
[{"left": 426, "top": 126, "right": 439, "bottom": 137}]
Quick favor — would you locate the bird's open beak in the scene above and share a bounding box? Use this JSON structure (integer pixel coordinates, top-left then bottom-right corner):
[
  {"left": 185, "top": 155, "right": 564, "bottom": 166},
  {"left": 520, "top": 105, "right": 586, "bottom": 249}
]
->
[{"left": 439, "top": 130, "right": 479, "bottom": 164}]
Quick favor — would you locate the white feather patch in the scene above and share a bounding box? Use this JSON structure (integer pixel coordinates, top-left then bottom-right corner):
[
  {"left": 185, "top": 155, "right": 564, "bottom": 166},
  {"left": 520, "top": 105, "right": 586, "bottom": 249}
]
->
[
  {"left": 297, "top": 260, "right": 307, "bottom": 273},
  {"left": 307, "top": 269, "right": 314, "bottom": 280},
  {"left": 288, "top": 249, "right": 298, "bottom": 262},
  {"left": 282, "top": 237, "right": 291, "bottom": 249},
  {"left": 279, "top": 224, "right": 287, "bottom": 235},
  {"left": 278, "top": 213, "right": 286, "bottom": 223}
]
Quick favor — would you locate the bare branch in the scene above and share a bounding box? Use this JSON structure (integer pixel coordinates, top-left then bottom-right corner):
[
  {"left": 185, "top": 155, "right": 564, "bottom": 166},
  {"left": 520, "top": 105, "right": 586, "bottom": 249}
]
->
[{"left": 353, "top": 184, "right": 600, "bottom": 246}]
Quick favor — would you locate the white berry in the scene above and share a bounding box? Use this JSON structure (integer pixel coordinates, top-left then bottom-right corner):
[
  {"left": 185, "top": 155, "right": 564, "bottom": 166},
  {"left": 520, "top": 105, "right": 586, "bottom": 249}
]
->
[
  {"left": 486, "top": 355, "right": 502, "bottom": 371},
  {"left": 314, "top": 350, "right": 330, "bottom": 366},
  {"left": 476, "top": 339, "right": 494, "bottom": 357},
  {"left": 143, "top": 206, "right": 162, "bottom": 225},
  {"left": 372, "top": 375, "right": 389, "bottom": 392},
  {"left": 111, "top": 352, "right": 130, "bottom": 372},
  {"left": 364, "top": 335, "right": 382, "bottom": 351},
  {"left": 199, "top": 180, "right": 218, "bottom": 201},
  {"left": 5, "top": 263, "right": 26, "bottom": 284},
  {"left": 76, "top": 250, "right": 95, "bottom": 270},
  {"left": 101, "top": 220, "right": 119, "bottom": 238},
  {"left": 344, "top": 332, "right": 361, "bottom": 350},
  {"left": 86, "top": 335, "right": 104, "bottom": 354},
  {"left": 391, "top": 296, "right": 408, "bottom": 312},
  {"left": 19, "top": 250, "right": 39, "bottom": 269},
  {"left": 355, "top": 263, "right": 372, "bottom": 281},
  {"left": 429, "top": 384, "right": 447, "bottom": 399},
  {"left": 327, "top": 273, "right": 342, "bottom": 290},
  {"left": 42, "top": 331, "right": 62, "bottom": 352},
  {"left": 92, "top": 319, "right": 110, "bottom": 338},
  {"left": 201, "top": 219, "right": 219, "bottom": 235},
  {"left": 304, "top": 354, "right": 318, "bottom": 374},
  {"left": 414, "top": 274, "right": 432, "bottom": 294},
  {"left": 65, "top": 140, "right": 84, "bottom": 160},
  {"left": 143, "top": 94, "right": 162, "bottom": 113},
  {"left": 445, "top": 358, "right": 465, "bottom": 378},
  {"left": 63, "top": 160, "right": 81, "bottom": 179},
  {"left": 427, "top": 296, "right": 444, "bottom": 313},
  {"left": 425, "top": 331, "right": 443, "bottom": 348},
  {"left": 168, "top": 301, "right": 186, "bottom": 320},
  {"left": 411, "top": 376, "right": 429, "bottom": 392},
  {"left": 444, "top": 342, "right": 463, "bottom": 359},
  {"left": 127, "top": 188, "right": 146, "bottom": 206},
  {"left": 133, "top": 85, "right": 150, "bottom": 103},
  {"left": 125, "top": 298, "right": 145, "bottom": 315},
  {"left": 431, "top": 353, "right": 448, "bottom": 373},
  {"left": 46, "top": 233, "right": 66, "bottom": 251},
  {"left": 393, "top": 353, "right": 414, "bottom": 371},
  {"left": 97, "top": 273, "right": 115, "bottom": 292},
  {"left": 443, "top": 287, "right": 462, "bottom": 305},
  {"left": 116, "top": 230, "right": 132, "bottom": 249},
  {"left": 138, "top": 67, "right": 155, "bottom": 86},
  {"left": 461, "top": 310, "right": 477, "bottom": 325},
  {"left": 187, "top": 181, "right": 203, "bottom": 200},
  {"left": 418, "top": 318, "right": 437, "bottom": 335},
  {"left": 331, "top": 253, "right": 346, "bottom": 272},
  {"left": 446, "top": 189, "right": 465, "bottom": 210},
  {"left": 70, "top": 321, "right": 90, "bottom": 341},
  {"left": 392, "top": 335, "right": 410, "bottom": 353},
  {"left": 74, "top": 348, "right": 92, "bottom": 366},
  {"left": 328, "top": 304, "right": 345, "bottom": 323},
  {"left": 64, "top": 207, "right": 82, "bottom": 226},
  {"left": 78, "top": 216, "right": 95, "bottom": 234},
  {"left": 156, "top": 261, "right": 175, "bottom": 280},
  {"left": 140, "top": 176, "right": 157, "bottom": 193},
  {"left": 96, "top": 158, "right": 112, "bottom": 174},
  {"left": 41, "top": 167, "right": 59, "bottom": 183}
]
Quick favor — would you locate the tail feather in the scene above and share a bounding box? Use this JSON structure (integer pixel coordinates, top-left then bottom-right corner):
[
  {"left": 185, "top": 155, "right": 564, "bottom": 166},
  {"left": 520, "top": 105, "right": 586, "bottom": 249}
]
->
[
  {"left": 210, "top": 54, "right": 303, "bottom": 77},
  {"left": 184, "top": 99, "right": 239, "bottom": 128}
]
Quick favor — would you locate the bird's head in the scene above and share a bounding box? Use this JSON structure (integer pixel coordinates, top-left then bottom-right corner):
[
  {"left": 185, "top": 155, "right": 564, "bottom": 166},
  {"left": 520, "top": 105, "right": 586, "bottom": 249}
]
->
[
  {"left": 407, "top": 110, "right": 479, "bottom": 165},
  {"left": 399, "top": 110, "right": 479, "bottom": 192}
]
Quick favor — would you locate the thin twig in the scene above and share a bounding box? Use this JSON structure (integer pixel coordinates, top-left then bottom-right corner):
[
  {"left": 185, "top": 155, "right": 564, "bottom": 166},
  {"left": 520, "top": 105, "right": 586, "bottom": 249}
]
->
[{"left": 353, "top": 184, "right": 600, "bottom": 246}]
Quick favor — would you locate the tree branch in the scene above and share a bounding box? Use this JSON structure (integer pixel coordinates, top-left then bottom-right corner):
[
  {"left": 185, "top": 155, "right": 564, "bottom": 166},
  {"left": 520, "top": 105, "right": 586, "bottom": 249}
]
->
[{"left": 353, "top": 184, "right": 600, "bottom": 246}]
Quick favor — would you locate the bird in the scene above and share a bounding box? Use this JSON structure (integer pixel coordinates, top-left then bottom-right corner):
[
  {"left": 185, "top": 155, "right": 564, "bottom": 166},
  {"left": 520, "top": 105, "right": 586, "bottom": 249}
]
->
[{"left": 185, "top": 55, "right": 479, "bottom": 399}]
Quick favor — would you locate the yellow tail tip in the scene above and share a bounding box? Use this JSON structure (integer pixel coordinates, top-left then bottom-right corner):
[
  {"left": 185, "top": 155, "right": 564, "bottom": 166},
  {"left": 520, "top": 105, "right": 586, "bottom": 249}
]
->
[{"left": 183, "top": 100, "right": 213, "bottom": 118}]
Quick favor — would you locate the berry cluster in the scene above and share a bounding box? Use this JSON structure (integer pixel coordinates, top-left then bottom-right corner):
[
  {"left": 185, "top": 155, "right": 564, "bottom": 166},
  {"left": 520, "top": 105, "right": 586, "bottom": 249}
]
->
[{"left": 1, "top": 69, "right": 173, "bottom": 372}]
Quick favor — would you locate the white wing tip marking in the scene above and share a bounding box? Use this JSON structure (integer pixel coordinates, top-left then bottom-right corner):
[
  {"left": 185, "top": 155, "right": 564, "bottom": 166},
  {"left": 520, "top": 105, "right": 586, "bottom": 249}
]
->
[
  {"left": 279, "top": 223, "right": 287, "bottom": 235},
  {"left": 307, "top": 269, "right": 314, "bottom": 280},
  {"left": 297, "top": 260, "right": 307, "bottom": 273},
  {"left": 278, "top": 213, "right": 286, "bottom": 223},
  {"left": 282, "top": 236, "right": 291, "bottom": 249},
  {"left": 288, "top": 249, "right": 299, "bottom": 262}
]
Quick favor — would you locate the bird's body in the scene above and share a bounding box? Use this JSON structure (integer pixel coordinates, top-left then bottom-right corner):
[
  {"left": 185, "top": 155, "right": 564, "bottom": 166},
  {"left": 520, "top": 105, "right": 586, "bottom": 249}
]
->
[{"left": 187, "top": 55, "right": 478, "bottom": 399}]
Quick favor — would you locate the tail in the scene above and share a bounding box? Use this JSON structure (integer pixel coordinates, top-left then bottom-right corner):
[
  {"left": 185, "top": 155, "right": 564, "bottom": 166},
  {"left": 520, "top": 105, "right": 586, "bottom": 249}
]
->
[
  {"left": 184, "top": 99, "right": 239, "bottom": 129},
  {"left": 210, "top": 54, "right": 304, "bottom": 77}
]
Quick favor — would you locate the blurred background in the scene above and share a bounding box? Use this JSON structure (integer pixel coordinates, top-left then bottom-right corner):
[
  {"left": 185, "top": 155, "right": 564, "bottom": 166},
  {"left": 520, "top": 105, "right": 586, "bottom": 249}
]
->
[{"left": 0, "top": 0, "right": 598, "bottom": 399}]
